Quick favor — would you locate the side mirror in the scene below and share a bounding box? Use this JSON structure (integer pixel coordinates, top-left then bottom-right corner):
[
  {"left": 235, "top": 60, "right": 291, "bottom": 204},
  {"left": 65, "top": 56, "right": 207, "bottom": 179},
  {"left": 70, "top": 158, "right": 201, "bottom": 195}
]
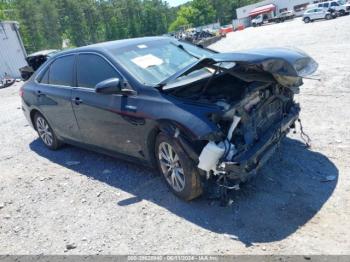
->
[{"left": 95, "top": 78, "right": 121, "bottom": 94}]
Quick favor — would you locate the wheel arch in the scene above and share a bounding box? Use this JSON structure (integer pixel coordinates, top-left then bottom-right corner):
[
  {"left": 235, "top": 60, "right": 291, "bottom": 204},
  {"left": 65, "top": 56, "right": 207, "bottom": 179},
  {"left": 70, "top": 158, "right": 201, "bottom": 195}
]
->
[
  {"left": 146, "top": 119, "right": 202, "bottom": 168},
  {"left": 30, "top": 108, "right": 41, "bottom": 130},
  {"left": 29, "top": 108, "right": 54, "bottom": 132}
]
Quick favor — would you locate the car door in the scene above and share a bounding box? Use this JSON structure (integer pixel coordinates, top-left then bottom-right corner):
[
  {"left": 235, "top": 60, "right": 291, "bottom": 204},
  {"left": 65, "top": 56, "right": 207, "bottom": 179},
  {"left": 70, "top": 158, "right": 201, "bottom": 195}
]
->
[
  {"left": 313, "top": 8, "right": 324, "bottom": 19},
  {"left": 71, "top": 53, "right": 144, "bottom": 158},
  {"left": 35, "top": 54, "right": 81, "bottom": 141}
]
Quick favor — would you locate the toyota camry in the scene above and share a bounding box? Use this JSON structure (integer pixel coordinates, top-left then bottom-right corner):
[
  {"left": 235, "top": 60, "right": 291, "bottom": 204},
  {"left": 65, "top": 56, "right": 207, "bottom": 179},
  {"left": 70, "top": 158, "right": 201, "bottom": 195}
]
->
[{"left": 21, "top": 37, "right": 318, "bottom": 201}]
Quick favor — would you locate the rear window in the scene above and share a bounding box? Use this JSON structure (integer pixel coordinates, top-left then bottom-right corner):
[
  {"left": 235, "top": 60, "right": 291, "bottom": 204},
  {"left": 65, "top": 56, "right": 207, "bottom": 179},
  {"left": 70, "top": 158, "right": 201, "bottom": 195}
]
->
[
  {"left": 48, "top": 55, "right": 75, "bottom": 86},
  {"left": 39, "top": 68, "right": 49, "bottom": 84}
]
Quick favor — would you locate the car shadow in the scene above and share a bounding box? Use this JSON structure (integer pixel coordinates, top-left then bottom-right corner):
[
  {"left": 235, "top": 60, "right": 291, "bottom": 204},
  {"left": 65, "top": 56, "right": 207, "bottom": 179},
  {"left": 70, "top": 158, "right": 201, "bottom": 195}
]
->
[
  {"left": 306, "top": 18, "right": 338, "bottom": 24},
  {"left": 29, "top": 136, "right": 338, "bottom": 245}
]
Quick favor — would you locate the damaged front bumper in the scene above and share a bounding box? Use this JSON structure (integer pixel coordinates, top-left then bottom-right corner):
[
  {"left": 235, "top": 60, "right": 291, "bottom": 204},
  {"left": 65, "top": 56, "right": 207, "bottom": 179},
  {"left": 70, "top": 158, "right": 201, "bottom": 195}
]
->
[{"left": 217, "top": 106, "right": 300, "bottom": 182}]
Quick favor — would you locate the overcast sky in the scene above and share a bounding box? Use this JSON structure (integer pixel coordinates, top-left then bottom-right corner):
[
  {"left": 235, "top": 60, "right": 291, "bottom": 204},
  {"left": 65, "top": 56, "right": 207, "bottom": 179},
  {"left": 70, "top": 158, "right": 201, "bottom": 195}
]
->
[{"left": 166, "top": 0, "right": 190, "bottom": 7}]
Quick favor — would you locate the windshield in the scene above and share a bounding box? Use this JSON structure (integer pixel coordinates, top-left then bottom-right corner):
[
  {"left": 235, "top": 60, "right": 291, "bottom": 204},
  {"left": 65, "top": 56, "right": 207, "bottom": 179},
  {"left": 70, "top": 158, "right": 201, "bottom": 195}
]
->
[{"left": 111, "top": 39, "right": 214, "bottom": 85}]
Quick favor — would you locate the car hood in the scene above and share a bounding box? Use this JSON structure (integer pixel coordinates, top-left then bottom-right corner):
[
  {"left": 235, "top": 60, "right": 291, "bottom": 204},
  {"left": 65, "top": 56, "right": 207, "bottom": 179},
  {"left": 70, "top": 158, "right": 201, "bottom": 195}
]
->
[
  {"left": 160, "top": 47, "right": 318, "bottom": 88},
  {"left": 26, "top": 49, "right": 59, "bottom": 70}
]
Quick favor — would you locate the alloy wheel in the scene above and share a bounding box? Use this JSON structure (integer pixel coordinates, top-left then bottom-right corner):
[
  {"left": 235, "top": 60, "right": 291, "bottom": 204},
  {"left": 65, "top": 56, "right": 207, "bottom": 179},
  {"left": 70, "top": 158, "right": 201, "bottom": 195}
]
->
[
  {"left": 36, "top": 116, "right": 53, "bottom": 147},
  {"left": 158, "top": 142, "right": 185, "bottom": 192}
]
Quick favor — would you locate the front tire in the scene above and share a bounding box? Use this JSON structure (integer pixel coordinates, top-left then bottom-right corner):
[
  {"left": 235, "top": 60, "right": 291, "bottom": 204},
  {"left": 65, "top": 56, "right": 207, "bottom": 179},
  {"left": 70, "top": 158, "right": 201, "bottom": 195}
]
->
[
  {"left": 304, "top": 17, "right": 311, "bottom": 23},
  {"left": 155, "top": 132, "right": 202, "bottom": 201},
  {"left": 325, "top": 14, "right": 332, "bottom": 20},
  {"left": 34, "top": 112, "right": 62, "bottom": 150}
]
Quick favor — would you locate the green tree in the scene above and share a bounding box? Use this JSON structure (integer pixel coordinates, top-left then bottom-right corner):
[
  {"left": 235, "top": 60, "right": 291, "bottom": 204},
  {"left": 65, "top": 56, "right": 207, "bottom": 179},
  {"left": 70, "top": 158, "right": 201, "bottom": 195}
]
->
[
  {"left": 169, "top": 15, "right": 189, "bottom": 32},
  {"left": 0, "top": 0, "right": 12, "bottom": 20},
  {"left": 15, "top": 0, "right": 46, "bottom": 52},
  {"left": 2, "top": 0, "right": 263, "bottom": 53},
  {"left": 39, "top": 0, "right": 61, "bottom": 49},
  {"left": 191, "top": 0, "right": 216, "bottom": 25},
  {"left": 58, "top": 0, "right": 89, "bottom": 47},
  {"left": 169, "top": 5, "right": 199, "bottom": 31}
]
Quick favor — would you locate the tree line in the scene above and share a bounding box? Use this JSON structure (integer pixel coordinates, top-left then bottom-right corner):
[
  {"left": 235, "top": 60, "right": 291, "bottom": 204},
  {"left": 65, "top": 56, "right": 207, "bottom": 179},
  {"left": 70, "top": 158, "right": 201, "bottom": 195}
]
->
[
  {"left": 0, "top": 0, "right": 259, "bottom": 54},
  {"left": 169, "top": 0, "right": 261, "bottom": 31}
]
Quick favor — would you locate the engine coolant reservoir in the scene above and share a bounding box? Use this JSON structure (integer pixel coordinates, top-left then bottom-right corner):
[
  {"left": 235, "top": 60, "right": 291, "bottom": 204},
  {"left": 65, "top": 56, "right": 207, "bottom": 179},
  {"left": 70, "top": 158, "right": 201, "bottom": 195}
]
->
[{"left": 198, "top": 142, "right": 225, "bottom": 172}]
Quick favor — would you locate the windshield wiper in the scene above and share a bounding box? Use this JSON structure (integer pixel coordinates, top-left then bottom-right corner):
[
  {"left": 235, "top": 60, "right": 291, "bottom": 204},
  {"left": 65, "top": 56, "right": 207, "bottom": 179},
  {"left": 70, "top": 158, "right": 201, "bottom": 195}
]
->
[{"left": 170, "top": 42, "right": 200, "bottom": 59}]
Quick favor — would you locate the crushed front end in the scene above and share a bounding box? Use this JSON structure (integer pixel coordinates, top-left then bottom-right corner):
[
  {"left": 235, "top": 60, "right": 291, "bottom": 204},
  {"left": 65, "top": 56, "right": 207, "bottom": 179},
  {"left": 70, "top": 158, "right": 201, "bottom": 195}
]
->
[
  {"left": 197, "top": 81, "right": 301, "bottom": 186},
  {"left": 164, "top": 47, "right": 317, "bottom": 199}
]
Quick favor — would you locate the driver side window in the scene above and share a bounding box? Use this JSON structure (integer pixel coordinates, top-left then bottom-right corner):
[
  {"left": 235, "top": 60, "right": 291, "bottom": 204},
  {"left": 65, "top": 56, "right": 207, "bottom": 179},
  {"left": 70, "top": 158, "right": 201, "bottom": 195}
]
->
[{"left": 77, "top": 54, "right": 120, "bottom": 89}]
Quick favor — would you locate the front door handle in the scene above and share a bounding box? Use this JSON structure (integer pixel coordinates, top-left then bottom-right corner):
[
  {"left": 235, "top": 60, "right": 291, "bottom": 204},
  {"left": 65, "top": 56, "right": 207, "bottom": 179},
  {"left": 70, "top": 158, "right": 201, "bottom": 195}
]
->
[{"left": 72, "top": 97, "right": 83, "bottom": 105}]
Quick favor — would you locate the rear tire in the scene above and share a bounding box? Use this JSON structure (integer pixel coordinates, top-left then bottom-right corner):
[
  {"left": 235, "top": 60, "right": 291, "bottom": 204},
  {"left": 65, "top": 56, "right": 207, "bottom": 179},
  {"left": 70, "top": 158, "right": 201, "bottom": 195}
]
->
[
  {"left": 325, "top": 14, "right": 332, "bottom": 20},
  {"left": 155, "top": 132, "right": 202, "bottom": 201},
  {"left": 34, "top": 112, "right": 62, "bottom": 150},
  {"left": 339, "top": 10, "right": 345, "bottom": 16}
]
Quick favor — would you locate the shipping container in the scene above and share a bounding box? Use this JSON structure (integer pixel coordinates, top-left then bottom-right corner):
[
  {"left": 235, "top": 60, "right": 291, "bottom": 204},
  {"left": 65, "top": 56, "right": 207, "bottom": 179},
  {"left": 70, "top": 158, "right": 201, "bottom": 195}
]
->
[{"left": 0, "top": 21, "right": 27, "bottom": 78}]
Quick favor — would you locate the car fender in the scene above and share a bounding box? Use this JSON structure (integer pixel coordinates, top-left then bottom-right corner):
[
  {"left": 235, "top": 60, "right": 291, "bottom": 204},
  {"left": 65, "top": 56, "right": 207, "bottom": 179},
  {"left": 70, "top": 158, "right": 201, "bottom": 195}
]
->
[{"left": 155, "top": 119, "right": 205, "bottom": 162}]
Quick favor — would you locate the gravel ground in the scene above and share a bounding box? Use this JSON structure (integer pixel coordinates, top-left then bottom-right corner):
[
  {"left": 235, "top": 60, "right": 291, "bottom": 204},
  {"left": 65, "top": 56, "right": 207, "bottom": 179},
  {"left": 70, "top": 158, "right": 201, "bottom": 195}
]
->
[{"left": 1, "top": 17, "right": 350, "bottom": 255}]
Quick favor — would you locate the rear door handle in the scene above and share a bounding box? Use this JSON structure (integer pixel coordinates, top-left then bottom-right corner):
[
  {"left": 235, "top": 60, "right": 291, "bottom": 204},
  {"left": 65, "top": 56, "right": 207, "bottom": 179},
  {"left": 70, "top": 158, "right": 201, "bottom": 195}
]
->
[
  {"left": 72, "top": 97, "right": 83, "bottom": 105},
  {"left": 125, "top": 105, "right": 137, "bottom": 112}
]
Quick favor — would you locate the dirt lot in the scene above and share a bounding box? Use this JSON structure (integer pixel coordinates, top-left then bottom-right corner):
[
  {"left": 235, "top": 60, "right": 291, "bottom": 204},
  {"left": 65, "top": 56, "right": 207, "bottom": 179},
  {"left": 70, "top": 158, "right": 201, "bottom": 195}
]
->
[{"left": 1, "top": 17, "right": 350, "bottom": 255}]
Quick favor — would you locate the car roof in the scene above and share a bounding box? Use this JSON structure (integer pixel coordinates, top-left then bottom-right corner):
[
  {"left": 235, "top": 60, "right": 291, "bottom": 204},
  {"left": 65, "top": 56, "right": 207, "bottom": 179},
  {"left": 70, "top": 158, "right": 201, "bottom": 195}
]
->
[
  {"left": 27, "top": 49, "right": 59, "bottom": 58},
  {"left": 54, "top": 36, "right": 170, "bottom": 57}
]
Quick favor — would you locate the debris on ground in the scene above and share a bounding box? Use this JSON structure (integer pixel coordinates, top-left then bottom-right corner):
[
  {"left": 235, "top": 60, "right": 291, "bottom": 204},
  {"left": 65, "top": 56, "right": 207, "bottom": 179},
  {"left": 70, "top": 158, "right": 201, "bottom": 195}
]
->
[{"left": 65, "top": 243, "right": 77, "bottom": 250}]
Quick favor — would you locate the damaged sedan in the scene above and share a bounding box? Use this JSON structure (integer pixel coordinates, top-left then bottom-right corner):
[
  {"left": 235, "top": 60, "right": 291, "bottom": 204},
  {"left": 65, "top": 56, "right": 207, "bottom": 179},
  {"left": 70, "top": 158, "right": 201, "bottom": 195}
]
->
[{"left": 20, "top": 37, "right": 317, "bottom": 201}]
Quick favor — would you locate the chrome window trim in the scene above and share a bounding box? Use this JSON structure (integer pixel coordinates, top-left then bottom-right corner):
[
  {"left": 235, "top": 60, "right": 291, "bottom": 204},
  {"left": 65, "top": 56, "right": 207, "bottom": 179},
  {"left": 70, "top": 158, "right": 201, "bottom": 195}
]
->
[{"left": 34, "top": 51, "right": 127, "bottom": 90}]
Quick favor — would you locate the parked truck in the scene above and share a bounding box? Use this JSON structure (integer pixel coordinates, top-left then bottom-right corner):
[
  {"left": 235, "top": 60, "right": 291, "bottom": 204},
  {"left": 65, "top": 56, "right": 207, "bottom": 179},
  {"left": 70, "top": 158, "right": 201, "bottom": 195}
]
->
[{"left": 251, "top": 10, "right": 295, "bottom": 27}]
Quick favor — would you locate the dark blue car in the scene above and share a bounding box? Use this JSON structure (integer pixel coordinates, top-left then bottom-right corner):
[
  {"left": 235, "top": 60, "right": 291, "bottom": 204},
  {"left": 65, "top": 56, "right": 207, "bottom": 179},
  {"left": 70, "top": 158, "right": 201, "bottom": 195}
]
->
[{"left": 21, "top": 36, "right": 318, "bottom": 200}]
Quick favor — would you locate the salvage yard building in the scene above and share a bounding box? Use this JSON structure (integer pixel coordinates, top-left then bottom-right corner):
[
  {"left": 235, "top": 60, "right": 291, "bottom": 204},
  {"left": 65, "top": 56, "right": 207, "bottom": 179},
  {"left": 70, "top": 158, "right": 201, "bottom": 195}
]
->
[
  {"left": 233, "top": 0, "right": 333, "bottom": 29},
  {"left": 236, "top": 0, "right": 323, "bottom": 19}
]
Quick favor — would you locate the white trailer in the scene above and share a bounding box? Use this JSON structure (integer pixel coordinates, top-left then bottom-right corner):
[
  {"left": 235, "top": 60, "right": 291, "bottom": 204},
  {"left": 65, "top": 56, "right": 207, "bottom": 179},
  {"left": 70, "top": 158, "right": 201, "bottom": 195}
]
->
[{"left": 0, "top": 21, "right": 27, "bottom": 78}]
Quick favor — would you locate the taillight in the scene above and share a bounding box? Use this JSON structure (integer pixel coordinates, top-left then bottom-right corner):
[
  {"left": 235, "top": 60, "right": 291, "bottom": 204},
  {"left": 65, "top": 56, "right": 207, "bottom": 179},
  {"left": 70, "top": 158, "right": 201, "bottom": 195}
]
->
[{"left": 19, "top": 87, "right": 24, "bottom": 97}]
